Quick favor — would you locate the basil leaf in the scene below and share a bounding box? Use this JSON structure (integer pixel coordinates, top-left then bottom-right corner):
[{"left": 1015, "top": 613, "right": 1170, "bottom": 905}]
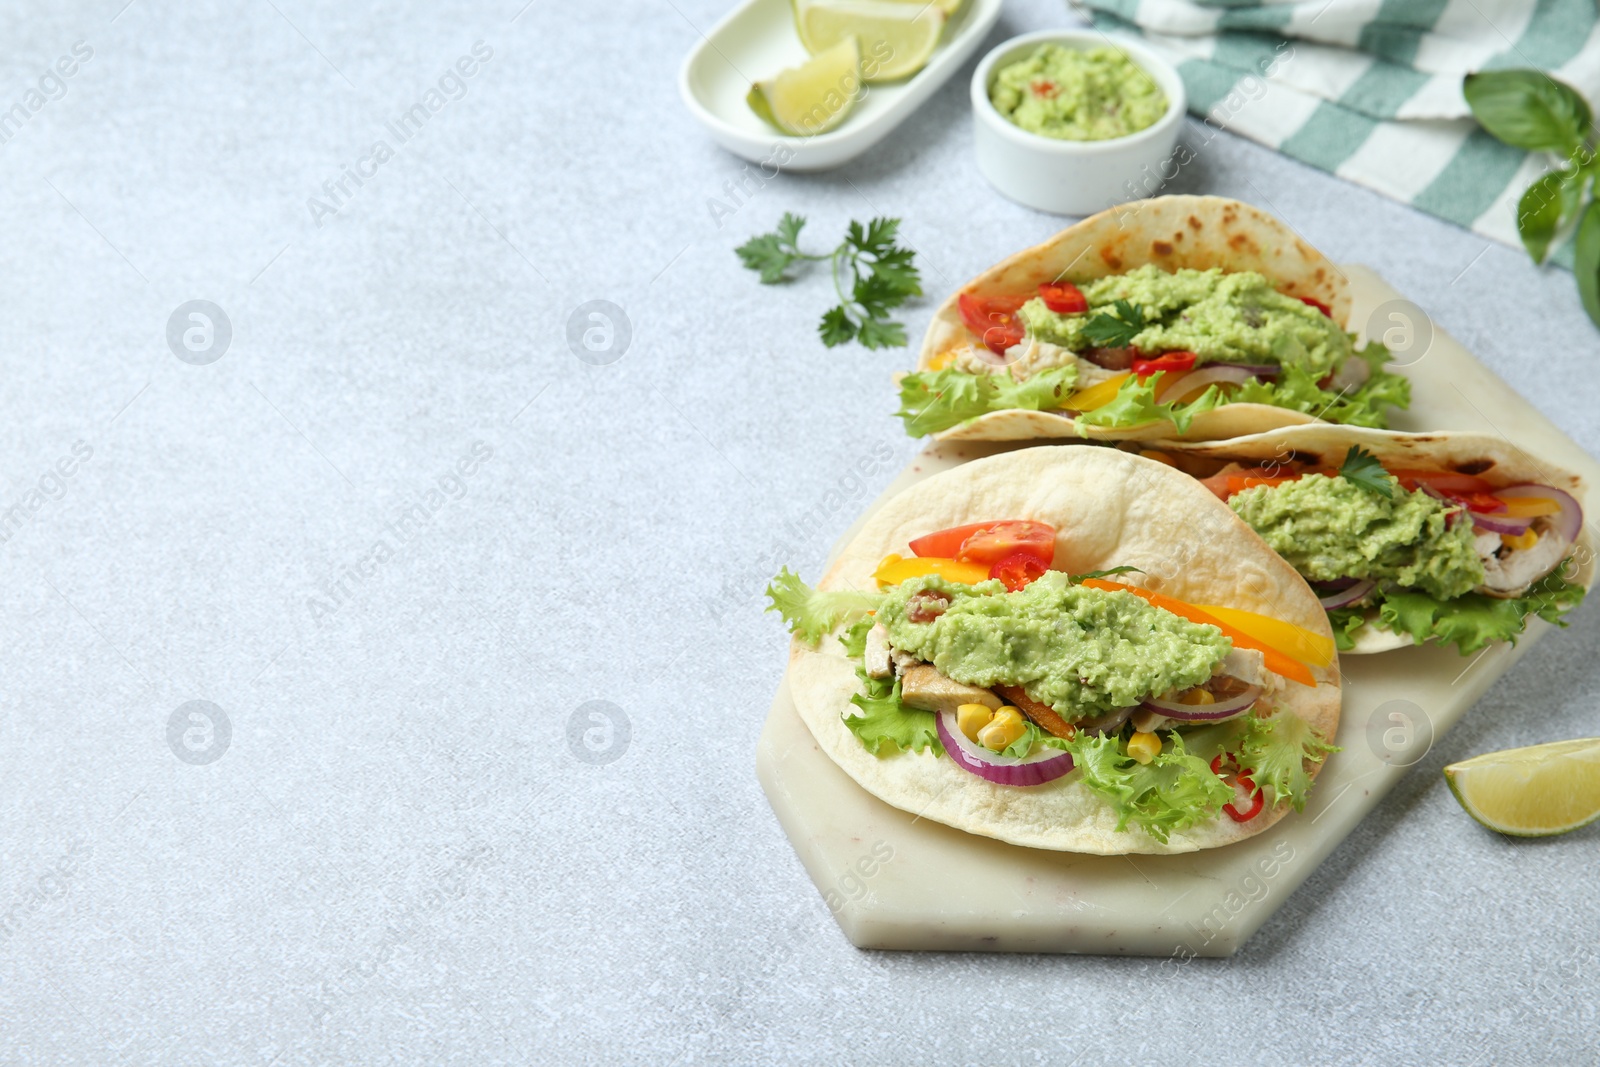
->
[
  {"left": 1464, "top": 70, "right": 1592, "bottom": 154},
  {"left": 1517, "top": 169, "right": 1584, "bottom": 263},
  {"left": 1575, "top": 200, "right": 1600, "bottom": 329}
]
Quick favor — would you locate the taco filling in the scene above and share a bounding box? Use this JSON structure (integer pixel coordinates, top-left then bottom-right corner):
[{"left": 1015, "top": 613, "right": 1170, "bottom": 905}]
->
[
  {"left": 767, "top": 518, "right": 1338, "bottom": 844},
  {"left": 1201, "top": 449, "right": 1587, "bottom": 654},
  {"left": 898, "top": 265, "right": 1409, "bottom": 437}
]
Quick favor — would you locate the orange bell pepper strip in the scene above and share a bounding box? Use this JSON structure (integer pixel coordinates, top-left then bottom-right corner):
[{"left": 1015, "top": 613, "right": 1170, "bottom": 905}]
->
[{"left": 1079, "top": 579, "right": 1317, "bottom": 687}]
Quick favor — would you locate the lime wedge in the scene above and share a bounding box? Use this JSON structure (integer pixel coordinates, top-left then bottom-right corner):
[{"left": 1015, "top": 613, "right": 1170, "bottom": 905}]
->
[
  {"left": 792, "top": 0, "right": 946, "bottom": 83},
  {"left": 748, "top": 37, "right": 863, "bottom": 136},
  {"left": 1444, "top": 737, "right": 1600, "bottom": 837}
]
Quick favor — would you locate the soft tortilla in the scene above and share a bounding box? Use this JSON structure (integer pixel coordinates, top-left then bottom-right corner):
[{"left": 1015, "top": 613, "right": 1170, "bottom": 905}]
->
[
  {"left": 1141, "top": 425, "right": 1596, "bottom": 653},
  {"left": 916, "top": 195, "right": 1356, "bottom": 443},
  {"left": 786, "top": 445, "right": 1341, "bottom": 855}
]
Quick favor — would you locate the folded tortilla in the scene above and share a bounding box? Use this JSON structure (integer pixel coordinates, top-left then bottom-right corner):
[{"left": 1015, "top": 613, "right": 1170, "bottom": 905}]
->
[
  {"left": 916, "top": 195, "right": 1364, "bottom": 443},
  {"left": 786, "top": 445, "right": 1341, "bottom": 855},
  {"left": 1140, "top": 425, "right": 1596, "bottom": 653}
]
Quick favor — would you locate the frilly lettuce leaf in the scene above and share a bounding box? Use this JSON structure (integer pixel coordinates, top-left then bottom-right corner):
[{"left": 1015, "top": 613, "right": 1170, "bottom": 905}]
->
[
  {"left": 896, "top": 366, "right": 1078, "bottom": 437},
  {"left": 765, "top": 568, "right": 882, "bottom": 646},
  {"left": 1073, "top": 371, "right": 1225, "bottom": 435},
  {"left": 1374, "top": 564, "right": 1587, "bottom": 655},
  {"left": 845, "top": 672, "right": 942, "bottom": 757},
  {"left": 1232, "top": 345, "right": 1410, "bottom": 429},
  {"left": 1065, "top": 731, "right": 1230, "bottom": 843},
  {"left": 1235, "top": 709, "right": 1339, "bottom": 812}
]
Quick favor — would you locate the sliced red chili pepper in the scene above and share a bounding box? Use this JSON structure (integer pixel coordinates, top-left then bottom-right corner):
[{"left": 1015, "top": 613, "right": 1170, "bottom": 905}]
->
[
  {"left": 1132, "top": 351, "right": 1197, "bottom": 380},
  {"left": 1299, "top": 296, "right": 1333, "bottom": 317},
  {"left": 1037, "top": 281, "right": 1088, "bottom": 314},
  {"left": 989, "top": 551, "right": 1048, "bottom": 592},
  {"left": 1224, "top": 773, "right": 1264, "bottom": 822},
  {"left": 1211, "top": 751, "right": 1263, "bottom": 821},
  {"left": 1030, "top": 79, "right": 1058, "bottom": 97}
]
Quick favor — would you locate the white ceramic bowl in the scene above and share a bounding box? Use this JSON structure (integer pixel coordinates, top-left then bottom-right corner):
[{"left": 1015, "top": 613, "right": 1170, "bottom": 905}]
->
[
  {"left": 680, "top": 0, "right": 1002, "bottom": 172},
  {"left": 970, "top": 29, "right": 1186, "bottom": 215}
]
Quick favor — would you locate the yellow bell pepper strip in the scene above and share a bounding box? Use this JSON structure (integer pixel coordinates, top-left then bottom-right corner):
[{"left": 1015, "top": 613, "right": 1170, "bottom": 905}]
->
[
  {"left": 1497, "top": 495, "right": 1561, "bottom": 518},
  {"left": 1061, "top": 372, "right": 1131, "bottom": 413},
  {"left": 1501, "top": 528, "right": 1539, "bottom": 551},
  {"left": 873, "top": 553, "right": 990, "bottom": 588},
  {"left": 1196, "top": 604, "right": 1335, "bottom": 669},
  {"left": 1079, "top": 579, "right": 1317, "bottom": 687}
]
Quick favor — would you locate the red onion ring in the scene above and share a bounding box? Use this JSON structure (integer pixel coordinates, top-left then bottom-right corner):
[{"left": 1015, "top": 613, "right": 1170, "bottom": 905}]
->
[
  {"left": 1153, "top": 365, "right": 1258, "bottom": 402},
  {"left": 1472, "top": 512, "right": 1533, "bottom": 536},
  {"left": 1318, "top": 577, "right": 1377, "bottom": 609},
  {"left": 1205, "top": 361, "right": 1281, "bottom": 378},
  {"left": 935, "top": 710, "right": 1075, "bottom": 787},
  {"left": 1311, "top": 577, "right": 1360, "bottom": 592},
  {"left": 1495, "top": 484, "right": 1584, "bottom": 544},
  {"left": 1139, "top": 681, "right": 1263, "bottom": 722}
]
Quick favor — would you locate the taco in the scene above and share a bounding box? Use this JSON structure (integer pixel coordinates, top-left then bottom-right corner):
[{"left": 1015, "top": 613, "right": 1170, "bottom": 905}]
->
[
  {"left": 765, "top": 446, "right": 1341, "bottom": 855},
  {"left": 898, "top": 195, "right": 1410, "bottom": 443},
  {"left": 1133, "top": 426, "right": 1592, "bottom": 655}
]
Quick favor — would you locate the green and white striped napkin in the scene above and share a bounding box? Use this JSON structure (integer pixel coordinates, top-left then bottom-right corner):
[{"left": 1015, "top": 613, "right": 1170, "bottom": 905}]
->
[{"left": 1077, "top": 0, "right": 1600, "bottom": 264}]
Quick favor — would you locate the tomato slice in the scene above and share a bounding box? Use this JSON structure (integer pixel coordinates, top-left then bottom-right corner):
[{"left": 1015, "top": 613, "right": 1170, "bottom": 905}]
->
[
  {"left": 1389, "top": 469, "right": 1496, "bottom": 496},
  {"left": 1298, "top": 296, "right": 1333, "bottom": 317},
  {"left": 990, "top": 552, "right": 1048, "bottom": 591},
  {"left": 1037, "top": 281, "right": 1088, "bottom": 314},
  {"left": 952, "top": 521, "right": 1056, "bottom": 566},
  {"left": 908, "top": 521, "right": 1056, "bottom": 566},
  {"left": 1132, "top": 351, "right": 1197, "bottom": 380},
  {"left": 908, "top": 522, "right": 993, "bottom": 558},
  {"left": 958, "top": 292, "right": 1027, "bottom": 355}
]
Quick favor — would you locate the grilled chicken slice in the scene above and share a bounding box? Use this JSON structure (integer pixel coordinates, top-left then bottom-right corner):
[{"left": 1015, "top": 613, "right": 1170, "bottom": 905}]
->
[
  {"left": 1478, "top": 522, "right": 1571, "bottom": 598},
  {"left": 898, "top": 665, "right": 1003, "bottom": 715}
]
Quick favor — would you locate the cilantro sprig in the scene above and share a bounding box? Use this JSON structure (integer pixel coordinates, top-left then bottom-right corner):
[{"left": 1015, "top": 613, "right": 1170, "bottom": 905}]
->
[
  {"left": 1338, "top": 445, "right": 1395, "bottom": 498},
  {"left": 736, "top": 213, "right": 922, "bottom": 349},
  {"left": 1081, "top": 299, "right": 1147, "bottom": 347}
]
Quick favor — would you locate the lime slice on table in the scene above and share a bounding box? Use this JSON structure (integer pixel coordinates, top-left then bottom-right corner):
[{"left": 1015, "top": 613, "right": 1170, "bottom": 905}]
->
[
  {"left": 748, "top": 37, "right": 864, "bottom": 136},
  {"left": 792, "top": 0, "right": 947, "bottom": 82},
  {"left": 1444, "top": 737, "right": 1600, "bottom": 837}
]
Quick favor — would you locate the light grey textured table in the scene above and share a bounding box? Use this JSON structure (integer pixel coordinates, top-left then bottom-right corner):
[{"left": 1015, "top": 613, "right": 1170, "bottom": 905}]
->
[{"left": 2, "top": 1, "right": 1597, "bottom": 1064}]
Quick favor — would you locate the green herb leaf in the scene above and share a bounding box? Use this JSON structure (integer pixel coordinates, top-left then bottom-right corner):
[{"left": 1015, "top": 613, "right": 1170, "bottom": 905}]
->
[
  {"left": 1082, "top": 299, "right": 1146, "bottom": 348},
  {"left": 855, "top": 316, "right": 907, "bottom": 350},
  {"left": 818, "top": 306, "right": 857, "bottom": 347},
  {"left": 739, "top": 214, "right": 919, "bottom": 349},
  {"left": 1338, "top": 445, "right": 1395, "bottom": 498},
  {"left": 1068, "top": 566, "right": 1145, "bottom": 582},
  {"left": 1576, "top": 200, "right": 1600, "bottom": 330},
  {"left": 1464, "top": 69, "right": 1593, "bottom": 154},
  {"left": 1517, "top": 170, "right": 1584, "bottom": 264},
  {"left": 735, "top": 232, "right": 798, "bottom": 284}
]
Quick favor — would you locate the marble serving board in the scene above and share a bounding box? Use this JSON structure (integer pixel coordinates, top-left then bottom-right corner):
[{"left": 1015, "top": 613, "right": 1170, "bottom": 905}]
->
[{"left": 756, "top": 265, "right": 1600, "bottom": 957}]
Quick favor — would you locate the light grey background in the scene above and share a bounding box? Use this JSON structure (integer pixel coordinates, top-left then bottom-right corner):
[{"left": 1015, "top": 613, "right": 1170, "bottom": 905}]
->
[{"left": 1, "top": 0, "right": 1596, "bottom": 1063}]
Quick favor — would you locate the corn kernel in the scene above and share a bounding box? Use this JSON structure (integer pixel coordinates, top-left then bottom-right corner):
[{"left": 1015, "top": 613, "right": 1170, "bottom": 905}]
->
[
  {"left": 956, "top": 703, "right": 995, "bottom": 744},
  {"left": 1501, "top": 528, "right": 1539, "bottom": 551},
  {"left": 928, "top": 350, "right": 956, "bottom": 371},
  {"left": 977, "top": 706, "right": 1027, "bottom": 752},
  {"left": 1127, "top": 730, "right": 1162, "bottom": 765},
  {"left": 1179, "top": 687, "right": 1216, "bottom": 706}
]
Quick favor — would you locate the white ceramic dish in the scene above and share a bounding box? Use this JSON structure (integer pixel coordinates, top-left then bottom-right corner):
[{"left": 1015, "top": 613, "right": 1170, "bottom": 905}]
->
[
  {"left": 679, "top": 0, "right": 1002, "bottom": 172},
  {"left": 971, "top": 29, "right": 1186, "bottom": 215}
]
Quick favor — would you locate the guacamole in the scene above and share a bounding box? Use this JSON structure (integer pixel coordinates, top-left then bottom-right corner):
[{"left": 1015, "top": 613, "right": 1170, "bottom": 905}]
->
[
  {"left": 1016, "top": 265, "right": 1354, "bottom": 378},
  {"left": 1229, "top": 474, "right": 1486, "bottom": 600},
  {"left": 878, "top": 572, "right": 1230, "bottom": 719},
  {"left": 990, "top": 45, "right": 1167, "bottom": 142}
]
